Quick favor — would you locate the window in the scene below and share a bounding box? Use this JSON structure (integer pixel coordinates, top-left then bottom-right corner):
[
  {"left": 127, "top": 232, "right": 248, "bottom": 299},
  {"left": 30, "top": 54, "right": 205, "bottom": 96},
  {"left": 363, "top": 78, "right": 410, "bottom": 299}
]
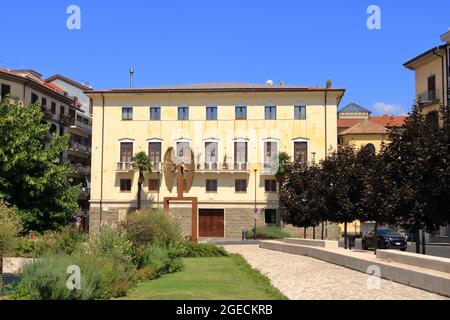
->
[
  {"left": 31, "top": 93, "right": 39, "bottom": 104},
  {"left": 1, "top": 84, "right": 11, "bottom": 99},
  {"left": 428, "top": 75, "right": 436, "bottom": 100},
  {"left": 122, "top": 106, "right": 133, "bottom": 120},
  {"left": 205, "top": 142, "right": 218, "bottom": 168},
  {"left": 234, "top": 141, "right": 248, "bottom": 170},
  {"left": 263, "top": 141, "right": 278, "bottom": 169},
  {"left": 235, "top": 106, "right": 247, "bottom": 120},
  {"left": 235, "top": 179, "right": 247, "bottom": 192},
  {"left": 148, "top": 142, "right": 162, "bottom": 163},
  {"left": 206, "top": 107, "right": 217, "bottom": 120},
  {"left": 41, "top": 97, "right": 47, "bottom": 107},
  {"left": 59, "top": 126, "right": 65, "bottom": 136},
  {"left": 295, "top": 106, "right": 306, "bottom": 120},
  {"left": 176, "top": 141, "right": 191, "bottom": 161},
  {"left": 120, "top": 142, "right": 133, "bottom": 165},
  {"left": 265, "top": 180, "right": 277, "bottom": 193},
  {"left": 150, "top": 107, "right": 161, "bottom": 120},
  {"left": 265, "top": 209, "right": 277, "bottom": 225},
  {"left": 265, "top": 106, "right": 276, "bottom": 120},
  {"left": 60, "top": 105, "right": 65, "bottom": 115},
  {"left": 120, "top": 179, "right": 132, "bottom": 192},
  {"left": 294, "top": 141, "right": 308, "bottom": 163},
  {"left": 178, "top": 107, "right": 189, "bottom": 120},
  {"left": 206, "top": 179, "right": 218, "bottom": 192},
  {"left": 51, "top": 102, "right": 56, "bottom": 114},
  {"left": 148, "top": 179, "right": 160, "bottom": 192}
]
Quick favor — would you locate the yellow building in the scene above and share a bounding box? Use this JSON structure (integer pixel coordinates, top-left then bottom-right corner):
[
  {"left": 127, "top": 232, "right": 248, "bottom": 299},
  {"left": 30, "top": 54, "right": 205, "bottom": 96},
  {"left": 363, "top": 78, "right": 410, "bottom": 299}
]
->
[
  {"left": 404, "top": 30, "right": 450, "bottom": 243},
  {"left": 404, "top": 30, "right": 449, "bottom": 119},
  {"left": 86, "top": 82, "right": 345, "bottom": 238}
]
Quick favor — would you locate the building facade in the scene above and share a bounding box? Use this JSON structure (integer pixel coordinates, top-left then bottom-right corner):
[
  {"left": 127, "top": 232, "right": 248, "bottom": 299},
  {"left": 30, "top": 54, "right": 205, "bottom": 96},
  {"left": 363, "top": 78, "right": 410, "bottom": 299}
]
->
[
  {"left": 0, "top": 68, "right": 92, "bottom": 230},
  {"left": 87, "top": 82, "right": 345, "bottom": 238},
  {"left": 404, "top": 30, "right": 450, "bottom": 243}
]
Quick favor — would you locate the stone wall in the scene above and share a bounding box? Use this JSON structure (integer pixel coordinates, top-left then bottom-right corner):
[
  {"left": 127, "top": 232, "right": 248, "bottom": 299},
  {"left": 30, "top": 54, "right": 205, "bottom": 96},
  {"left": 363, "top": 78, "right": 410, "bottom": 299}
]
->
[
  {"left": 282, "top": 223, "right": 340, "bottom": 240},
  {"left": 171, "top": 208, "right": 193, "bottom": 237}
]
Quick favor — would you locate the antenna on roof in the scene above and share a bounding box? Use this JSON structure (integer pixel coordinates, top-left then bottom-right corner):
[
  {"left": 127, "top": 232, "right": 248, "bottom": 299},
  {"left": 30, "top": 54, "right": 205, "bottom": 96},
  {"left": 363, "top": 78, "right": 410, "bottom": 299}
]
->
[{"left": 129, "top": 66, "right": 134, "bottom": 88}]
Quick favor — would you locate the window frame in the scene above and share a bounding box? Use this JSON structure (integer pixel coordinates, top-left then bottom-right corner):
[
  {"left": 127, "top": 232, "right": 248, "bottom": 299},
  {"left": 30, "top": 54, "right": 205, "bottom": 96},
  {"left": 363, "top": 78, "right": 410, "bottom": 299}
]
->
[
  {"left": 235, "top": 106, "right": 247, "bottom": 120},
  {"left": 206, "top": 106, "right": 218, "bottom": 120},
  {"left": 148, "top": 179, "right": 160, "bottom": 192},
  {"left": 264, "top": 179, "right": 277, "bottom": 193},
  {"left": 150, "top": 106, "right": 161, "bottom": 121},
  {"left": 178, "top": 106, "right": 189, "bottom": 120},
  {"left": 120, "top": 179, "right": 132, "bottom": 192},
  {"left": 264, "top": 209, "right": 277, "bottom": 225},
  {"left": 294, "top": 105, "right": 306, "bottom": 120},
  {"left": 265, "top": 106, "right": 277, "bottom": 120},
  {"left": 235, "top": 179, "right": 247, "bottom": 193},
  {"left": 293, "top": 138, "right": 310, "bottom": 164},
  {"left": 206, "top": 179, "right": 218, "bottom": 192},
  {"left": 122, "top": 106, "right": 133, "bottom": 121},
  {"left": 1, "top": 84, "right": 11, "bottom": 99}
]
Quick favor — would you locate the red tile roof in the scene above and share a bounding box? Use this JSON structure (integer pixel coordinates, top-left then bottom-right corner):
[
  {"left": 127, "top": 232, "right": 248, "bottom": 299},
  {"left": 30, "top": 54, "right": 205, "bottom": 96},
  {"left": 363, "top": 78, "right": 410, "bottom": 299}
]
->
[
  {"left": 339, "top": 119, "right": 389, "bottom": 135},
  {"left": 371, "top": 115, "right": 407, "bottom": 127}
]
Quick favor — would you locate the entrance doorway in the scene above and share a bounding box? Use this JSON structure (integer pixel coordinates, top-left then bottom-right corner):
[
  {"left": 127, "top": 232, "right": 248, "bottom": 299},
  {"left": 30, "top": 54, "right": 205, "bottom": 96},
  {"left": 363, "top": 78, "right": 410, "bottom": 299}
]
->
[{"left": 199, "top": 209, "right": 225, "bottom": 237}]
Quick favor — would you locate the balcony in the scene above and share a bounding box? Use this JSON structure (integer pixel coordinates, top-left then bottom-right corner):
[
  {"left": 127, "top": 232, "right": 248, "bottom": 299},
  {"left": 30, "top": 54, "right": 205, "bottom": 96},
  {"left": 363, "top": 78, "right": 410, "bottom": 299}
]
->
[
  {"left": 261, "top": 162, "right": 278, "bottom": 175},
  {"left": 117, "top": 162, "right": 133, "bottom": 172},
  {"left": 72, "top": 164, "right": 91, "bottom": 175},
  {"left": 69, "top": 142, "right": 91, "bottom": 155},
  {"left": 41, "top": 107, "right": 53, "bottom": 120},
  {"left": 149, "top": 162, "right": 162, "bottom": 172},
  {"left": 196, "top": 162, "right": 249, "bottom": 173},
  {"left": 417, "top": 89, "right": 440, "bottom": 105},
  {"left": 69, "top": 111, "right": 92, "bottom": 134}
]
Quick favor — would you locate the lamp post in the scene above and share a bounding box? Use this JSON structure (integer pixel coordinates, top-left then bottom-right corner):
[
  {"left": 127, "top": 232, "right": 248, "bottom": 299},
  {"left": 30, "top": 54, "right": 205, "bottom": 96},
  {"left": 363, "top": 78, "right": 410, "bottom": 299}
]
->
[{"left": 254, "top": 168, "right": 258, "bottom": 240}]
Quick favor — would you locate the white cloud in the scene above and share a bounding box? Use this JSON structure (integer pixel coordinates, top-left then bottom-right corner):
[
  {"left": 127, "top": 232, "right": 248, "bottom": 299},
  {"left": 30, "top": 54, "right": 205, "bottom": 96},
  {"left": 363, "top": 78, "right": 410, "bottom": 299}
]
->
[{"left": 371, "top": 102, "right": 406, "bottom": 115}]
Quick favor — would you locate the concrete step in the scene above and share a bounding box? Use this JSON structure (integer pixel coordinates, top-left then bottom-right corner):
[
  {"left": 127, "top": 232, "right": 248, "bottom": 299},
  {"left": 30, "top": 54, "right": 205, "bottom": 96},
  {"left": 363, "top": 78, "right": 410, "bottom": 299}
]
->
[{"left": 260, "top": 240, "right": 450, "bottom": 297}]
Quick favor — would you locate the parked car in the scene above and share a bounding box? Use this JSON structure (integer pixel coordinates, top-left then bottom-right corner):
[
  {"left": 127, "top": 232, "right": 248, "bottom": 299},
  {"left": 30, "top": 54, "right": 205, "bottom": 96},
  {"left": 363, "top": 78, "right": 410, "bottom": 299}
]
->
[{"left": 362, "top": 228, "right": 407, "bottom": 251}]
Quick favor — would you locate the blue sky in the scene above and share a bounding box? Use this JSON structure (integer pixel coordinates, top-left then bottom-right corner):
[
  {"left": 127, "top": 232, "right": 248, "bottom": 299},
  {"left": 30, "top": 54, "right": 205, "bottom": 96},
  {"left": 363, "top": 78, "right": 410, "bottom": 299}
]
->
[{"left": 1, "top": 0, "right": 449, "bottom": 115}]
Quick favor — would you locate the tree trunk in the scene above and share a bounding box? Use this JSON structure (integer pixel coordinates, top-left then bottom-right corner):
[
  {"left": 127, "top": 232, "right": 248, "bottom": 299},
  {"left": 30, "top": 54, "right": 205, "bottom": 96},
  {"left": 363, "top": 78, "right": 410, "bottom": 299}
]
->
[
  {"left": 415, "top": 229, "right": 420, "bottom": 254},
  {"left": 137, "top": 172, "right": 143, "bottom": 210},
  {"left": 303, "top": 227, "right": 306, "bottom": 239},
  {"left": 313, "top": 227, "right": 316, "bottom": 239},
  {"left": 0, "top": 242, "right": 3, "bottom": 293},
  {"left": 321, "top": 221, "right": 324, "bottom": 240},
  {"left": 344, "top": 222, "right": 348, "bottom": 249},
  {"left": 421, "top": 229, "right": 426, "bottom": 255}
]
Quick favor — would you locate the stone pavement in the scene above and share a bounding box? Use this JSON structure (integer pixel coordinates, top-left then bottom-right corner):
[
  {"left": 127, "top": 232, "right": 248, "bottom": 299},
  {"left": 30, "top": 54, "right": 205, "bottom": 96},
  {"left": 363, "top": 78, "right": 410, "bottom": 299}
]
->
[{"left": 224, "top": 245, "right": 448, "bottom": 300}]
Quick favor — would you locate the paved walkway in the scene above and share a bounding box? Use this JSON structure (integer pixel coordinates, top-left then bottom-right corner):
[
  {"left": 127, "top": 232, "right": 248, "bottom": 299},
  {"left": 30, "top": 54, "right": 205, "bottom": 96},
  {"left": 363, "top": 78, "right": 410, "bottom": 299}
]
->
[{"left": 224, "top": 245, "right": 447, "bottom": 300}]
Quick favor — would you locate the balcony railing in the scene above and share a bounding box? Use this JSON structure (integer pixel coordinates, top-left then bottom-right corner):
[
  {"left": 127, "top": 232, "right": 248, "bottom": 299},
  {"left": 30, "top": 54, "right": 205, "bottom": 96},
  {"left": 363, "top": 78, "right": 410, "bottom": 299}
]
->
[
  {"left": 72, "top": 164, "right": 90, "bottom": 175},
  {"left": 417, "top": 89, "right": 440, "bottom": 104},
  {"left": 117, "top": 162, "right": 132, "bottom": 172},
  {"left": 69, "top": 142, "right": 91, "bottom": 154},
  {"left": 149, "top": 162, "right": 162, "bottom": 172},
  {"left": 196, "top": 162, "right": 249, "bottom": 172}
]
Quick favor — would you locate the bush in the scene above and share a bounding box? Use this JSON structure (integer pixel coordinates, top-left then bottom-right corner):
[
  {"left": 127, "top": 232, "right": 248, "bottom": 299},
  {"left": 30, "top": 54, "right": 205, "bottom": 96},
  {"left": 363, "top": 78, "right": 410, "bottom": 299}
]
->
[
  {"left": 8, "top": 225, "right": 86, "bottom": 258},
  {"left": 135, "top": 242, "right": 183, "bottom": 280},
  {"left": 124, "top": 209, "right": 185, "bottom": 247},
  {"left": 0, "top": 202, "right": 22, "bottom": 253},
  {"left": 9, "top": 253, "right": 105, "bottom": 300},
  {"left": 182, "top": 243, "right": 228, "bottom": 257},
  {"left": 247, "top": 226, "right": 291, "bottom": 239}
]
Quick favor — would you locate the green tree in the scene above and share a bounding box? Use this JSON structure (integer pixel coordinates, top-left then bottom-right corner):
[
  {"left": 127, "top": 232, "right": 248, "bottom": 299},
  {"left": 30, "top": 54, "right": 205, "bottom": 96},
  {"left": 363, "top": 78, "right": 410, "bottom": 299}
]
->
[
  {"left": 0, "top": 100, "right": 79, "bottom": 233},
  {"left": 132, "top": 151, "right": 152, "bottom": 210}
]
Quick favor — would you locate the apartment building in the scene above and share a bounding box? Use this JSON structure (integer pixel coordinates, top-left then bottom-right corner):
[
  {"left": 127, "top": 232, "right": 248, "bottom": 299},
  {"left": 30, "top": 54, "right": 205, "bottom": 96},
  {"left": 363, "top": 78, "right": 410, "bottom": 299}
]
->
[
  {"left": 0, "top": 68, "right": 92, "bottom": 229},
  {"left": 87, "top": 82, "right": 345, "bottom": 238},
  {"left": 404, "top": 30, "right": 450, "bottom": 120},
  {"left": 404, "top": 30, "right": 450, "bottom": 243}
]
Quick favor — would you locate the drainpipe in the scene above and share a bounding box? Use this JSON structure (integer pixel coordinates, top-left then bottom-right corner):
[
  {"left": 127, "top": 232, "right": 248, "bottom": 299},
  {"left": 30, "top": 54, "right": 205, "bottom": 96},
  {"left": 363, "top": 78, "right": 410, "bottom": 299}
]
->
[
  {"left": 99, "top": 93, "right": 105, "bottom": 231},
  {"left": 433, "top": 47, "right": 446, "bottom": 108}
]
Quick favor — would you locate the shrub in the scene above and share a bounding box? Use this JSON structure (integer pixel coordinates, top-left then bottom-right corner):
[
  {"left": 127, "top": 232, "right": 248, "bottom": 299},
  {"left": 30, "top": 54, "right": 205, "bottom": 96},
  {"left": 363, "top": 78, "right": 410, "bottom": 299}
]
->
[
  {"left": 135, "top": 242, "right": 183, "bottom": 279},
  {"left": 124, "top": 209, "right": 185, "bottom": 247},
  {"left": 182, "top": 242, "right": 228, "bottom": 257},
  {"left": 0, "top": 202, "right": 22, "bottom": 253},
  {"left": 247, "top": 226, "right": 291, "bottom": 239}
]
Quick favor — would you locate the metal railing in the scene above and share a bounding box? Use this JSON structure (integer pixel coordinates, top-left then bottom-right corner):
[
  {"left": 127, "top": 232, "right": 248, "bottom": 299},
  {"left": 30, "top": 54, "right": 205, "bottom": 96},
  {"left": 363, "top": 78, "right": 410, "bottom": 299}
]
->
[
  {"left": 117, "top": 162, "right": 132, "bottom": 171},
  {"left": 417, "top": 89, "right": 440, "bottom": 104},
  {"left": 69, "top": 142, "right": 91, "bottom": 153},
  {"left": 196, "top": 162, "right": 249, "bottom": 172}
]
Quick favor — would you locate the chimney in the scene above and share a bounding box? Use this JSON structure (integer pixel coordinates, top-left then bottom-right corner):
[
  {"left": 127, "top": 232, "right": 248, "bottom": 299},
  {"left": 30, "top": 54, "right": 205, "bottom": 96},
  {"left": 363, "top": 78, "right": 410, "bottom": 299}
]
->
[{"left": 326, "top": 80, "right": 332, "bottom": 88}]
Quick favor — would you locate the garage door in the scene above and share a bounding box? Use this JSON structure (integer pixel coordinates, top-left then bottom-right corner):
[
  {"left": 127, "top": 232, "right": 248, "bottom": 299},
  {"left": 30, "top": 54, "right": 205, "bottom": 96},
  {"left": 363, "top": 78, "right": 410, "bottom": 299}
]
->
[{"left": 199, "top": 209, "right": 224, "bottom": 238}]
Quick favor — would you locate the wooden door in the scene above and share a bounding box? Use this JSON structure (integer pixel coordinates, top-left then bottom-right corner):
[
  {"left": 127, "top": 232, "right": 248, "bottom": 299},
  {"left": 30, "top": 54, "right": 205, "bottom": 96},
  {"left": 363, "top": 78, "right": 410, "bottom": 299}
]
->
[{"left": 199, "top": 209, "right": 224, "bottom": 237}]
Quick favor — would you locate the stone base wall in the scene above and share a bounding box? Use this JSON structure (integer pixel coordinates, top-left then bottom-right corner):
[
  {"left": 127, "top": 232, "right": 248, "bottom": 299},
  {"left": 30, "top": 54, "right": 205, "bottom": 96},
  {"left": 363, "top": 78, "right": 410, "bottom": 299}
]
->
[{"left": 89, "top": 206, "right": 341, "bottom": 240}]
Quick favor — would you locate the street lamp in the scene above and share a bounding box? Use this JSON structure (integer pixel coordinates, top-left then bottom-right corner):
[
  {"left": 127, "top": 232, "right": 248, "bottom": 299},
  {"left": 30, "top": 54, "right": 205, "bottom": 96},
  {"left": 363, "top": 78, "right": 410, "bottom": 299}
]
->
[{"left": 254, "top": 168, "right": 258, "bottom": 240}]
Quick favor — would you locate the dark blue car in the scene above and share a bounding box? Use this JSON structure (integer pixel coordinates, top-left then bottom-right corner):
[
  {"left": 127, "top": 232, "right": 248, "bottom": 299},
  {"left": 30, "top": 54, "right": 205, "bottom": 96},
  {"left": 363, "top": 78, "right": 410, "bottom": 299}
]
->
[{"left": 362, "top": 228, "right": 407, "bottom": 251}]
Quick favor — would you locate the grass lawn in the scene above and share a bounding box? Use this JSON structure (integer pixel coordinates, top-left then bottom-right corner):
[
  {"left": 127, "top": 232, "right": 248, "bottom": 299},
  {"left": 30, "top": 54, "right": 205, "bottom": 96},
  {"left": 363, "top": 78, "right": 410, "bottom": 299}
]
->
[{"left": 120, "top": 254, "right": 287, "bottom": 300}]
